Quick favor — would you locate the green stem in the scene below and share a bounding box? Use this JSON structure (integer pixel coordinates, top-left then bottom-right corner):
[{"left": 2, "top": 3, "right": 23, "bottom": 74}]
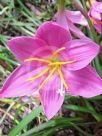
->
[{"left": 57, "top": 0, "right": 65, "bottom": 13}]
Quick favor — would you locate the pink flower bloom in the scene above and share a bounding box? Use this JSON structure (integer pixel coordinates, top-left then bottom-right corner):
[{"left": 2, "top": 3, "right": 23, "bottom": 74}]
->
[
  {"left": 88, "top": 1, "right": 102, "bottom": 34},
  {"left": 55, "top": 10, "right": 88, "bottom": 38},
  {"left": 0, "top": 21, "right": 102, "bottom": 119}
]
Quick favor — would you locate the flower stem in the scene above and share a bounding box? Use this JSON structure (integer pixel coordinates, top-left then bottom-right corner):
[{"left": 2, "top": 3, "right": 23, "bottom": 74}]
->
[{"left": 57, "top": 0, "right": 65, "bottom": 13}]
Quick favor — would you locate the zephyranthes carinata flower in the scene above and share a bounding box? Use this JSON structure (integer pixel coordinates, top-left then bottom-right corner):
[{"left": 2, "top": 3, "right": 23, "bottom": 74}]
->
[{"left": 0, "top": 21, "right": 102, "bottom": 119}]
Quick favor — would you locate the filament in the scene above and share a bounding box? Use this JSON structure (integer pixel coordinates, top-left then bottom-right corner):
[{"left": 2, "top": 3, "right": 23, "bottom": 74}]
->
[
  {"left": 37, "top": 67, "right": 57, "bottom": 91},
  {"left": 26, "top": 67, "right": 50, "bottom": 81},
  {"left": 24, "top": 58, "right": 50, "bottom": 63},
  {"left": 58, "top": 67, "right": 68, "bottom": 90}
]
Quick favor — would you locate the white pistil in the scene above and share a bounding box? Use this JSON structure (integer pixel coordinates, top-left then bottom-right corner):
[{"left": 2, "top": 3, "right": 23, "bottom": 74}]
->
[{"left": 56, "top": 82, "right": 65, "bottom": 96}]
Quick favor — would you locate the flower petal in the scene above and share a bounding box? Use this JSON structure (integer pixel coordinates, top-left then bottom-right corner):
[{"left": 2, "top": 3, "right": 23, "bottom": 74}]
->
[
  {"left": 95, "top": 2, "right": 102, "bottom": 12},
  {"left": 66, "top": 19, "right": 87, "bottom": 38},
  {"left": 61, "top": 39, "right": 99, "bottom": 70},
  {"left": 63, "top": 66, "right": 102, "bottom": 98},
  {"left": 65, "top": 10, "right": 88, "bottom": 26},
  {"left": 91, "top": 1, "right": 102, "bottom": 12},
  {"left": 36, "top": 21, "right": 71, "bottom": 47},
  {"left": 0, "top": 64, "right": 47, "bottom": 98},
  {"left": 8, "top": 37, "right": 49, "bottom": 63},
  {"left": 89, "top": 9, "right": 101, "bottom": 20},
  {"left": 40, "top": 72, "right": 64, "bottom": 119},
  {"left": 94, "top": 23, "right": 102, "bottom": 34},
  {"left": 54, "top": 12, "right": 72, "bottom": 39},
  {"left": 88, "top": 2, "right": 102, "bottom": 20}
]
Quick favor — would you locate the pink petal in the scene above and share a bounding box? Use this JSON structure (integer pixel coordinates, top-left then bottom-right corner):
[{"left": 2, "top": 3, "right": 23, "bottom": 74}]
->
[
  {"left": 89, "top": 2, "right": 102, "bottom": 20},
  {"left": 60, "top": 39, "right": 99, "bottom": 71},
  {"left": 55, "top": 11, "right": 87, "bottom": 38},
  {"left": 54, "top": 12, "right": 72, "bottom": 39},
  {"left": 63, "top": 66, "right": 102, "bottom": 98},
  {"left": 40, "top": 72, "right": 64, "bottom": 119},
  {"left": 88, "top": 9, "right": 102, "bottom": 34},
  {"left": 36, "top": 21, "right": 71, "bottom": 47},
  {"left": 66, "top": 18, "right": 86, "bottom": 38},
  {"left": 8, "top": 37, "right": 49, "bottom": 63},
  {"left": 91, "top": 2, "right": 102, "bottom": 12},
  {"left": 65, "top": 10, "right": 88, "bottom": 26},
  {"left": 94, "top": 23, "right": 102, "bottom": 34},
  {"left": 90, "top": 9, "right": 101, "bottom": 20},
  {"left": 0, "top": 89, "right": 2, "bottom": 98},
  {"left": 0, "top": 64, "right": 47, "bottom": 98}
]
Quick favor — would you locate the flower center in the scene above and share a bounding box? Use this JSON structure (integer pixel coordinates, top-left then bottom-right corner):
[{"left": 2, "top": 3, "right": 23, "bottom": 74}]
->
[{"left": 24, "top": 47, "right": 76, "bottom": 92}]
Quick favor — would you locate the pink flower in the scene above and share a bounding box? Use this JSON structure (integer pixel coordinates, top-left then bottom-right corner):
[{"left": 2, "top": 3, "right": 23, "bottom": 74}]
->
[
  {"left": 54, "top": 9, "right": 88, "bottom": 38},
  {"left": 88, "top": 1, "right": 102, "bottom": 34},
  {"left": 0, "top": 21, "right": 102, "bottom": 119}
]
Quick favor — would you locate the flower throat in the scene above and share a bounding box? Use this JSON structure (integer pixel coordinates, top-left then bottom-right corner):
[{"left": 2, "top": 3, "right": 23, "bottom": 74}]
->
[{"left": 24, "top": 47, "right": 76, "bottom": 92}]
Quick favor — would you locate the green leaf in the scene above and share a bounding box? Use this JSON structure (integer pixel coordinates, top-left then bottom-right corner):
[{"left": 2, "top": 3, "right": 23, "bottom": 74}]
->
[
  {"left": 21, "top": 120, "right": 56, "bottom": 136},
  {"left": 64, "top": 104, "right": 102, "bottom": 121},
  {"left": 8, "top": 106, "right": 42, "bottom": 136},
  {"left": 21, "top": 117, "right": 82, "bottom": 136}
]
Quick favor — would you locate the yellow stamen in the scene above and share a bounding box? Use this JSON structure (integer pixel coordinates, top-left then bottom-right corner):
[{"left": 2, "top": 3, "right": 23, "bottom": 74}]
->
[
  {"left": 24, "top": 58, "right": 50, "bottom": 64},
  {"left": 24, "top": 47, "right": 76, "bottom": 92},
  {"left": 37, "top": 66, "right": 57, "bottom": 91},
  {"left": 49, "top": 60, "right": 76, "bottom": 66},
  {"left": 51, "top": 47, "right": 65, "bottom": 59},
  {"left": 58, "top": 67, "right": 68, "bottom": 90},
  {"left": 26, "top": 67, "right": 50, "bottom": 81}
]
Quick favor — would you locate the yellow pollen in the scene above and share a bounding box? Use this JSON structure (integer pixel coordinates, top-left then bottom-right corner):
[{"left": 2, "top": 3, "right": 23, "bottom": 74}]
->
[{"left": 24, "top": 47, "right": 76, "bottom": 92}]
